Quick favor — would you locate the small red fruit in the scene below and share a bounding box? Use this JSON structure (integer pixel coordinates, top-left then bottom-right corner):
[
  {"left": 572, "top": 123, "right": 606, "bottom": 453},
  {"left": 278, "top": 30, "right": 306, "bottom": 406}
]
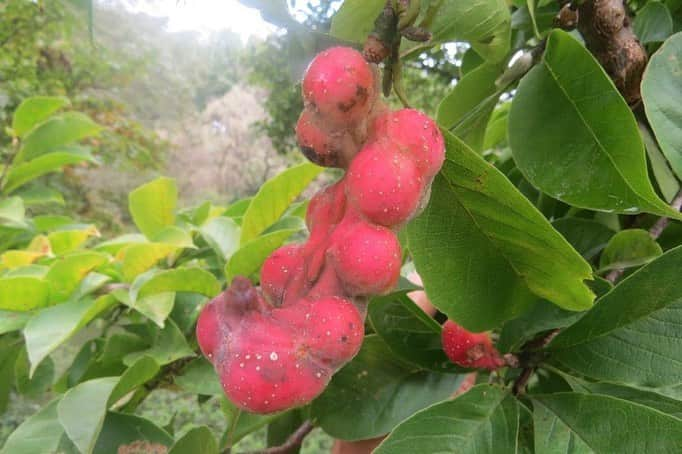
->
[
  {"left": 441, "top": 320, "right": 504, "bottom": 370},
  {"left": 260, "top": 244, "right": 305, "bottom": 306},
  {"left": 302, "top": 46, "right": 376, "bottom": 125},
  {"left": 328, "top": 219, "right": 401, "bottom": 295},
  {"left": 371, "top": 109, "right": 445, "bottom": 178},
  {"left": 346, "top": 141, "right": 424, "bottom": 227}
]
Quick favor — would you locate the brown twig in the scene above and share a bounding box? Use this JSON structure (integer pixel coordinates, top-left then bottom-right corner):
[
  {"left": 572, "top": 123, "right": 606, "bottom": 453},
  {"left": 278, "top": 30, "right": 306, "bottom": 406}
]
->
[{"left": 235, "top": 421, "right": 315, "bottom": 454}]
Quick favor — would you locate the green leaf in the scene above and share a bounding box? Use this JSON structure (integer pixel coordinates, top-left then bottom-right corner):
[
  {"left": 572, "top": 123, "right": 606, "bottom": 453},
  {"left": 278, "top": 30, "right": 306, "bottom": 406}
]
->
[
  {"left": 48, "top": 224, "right": 99, "bottom": 255},
  {"left": 437, "top": 62, "right": 503, "bottom": 151},
  {"left": 128, "top": 177, "right": 178, "bottom": 239},
  {"left": 330, "top": 0, "right": 385, "bottom": 43},
  {"left": 119, "top": 243, "right": 178, "bottom": 282},
  {"left": 15, "top": 349, "right": 54, "bottom": 397},
  {"left": 0, "top": 399, "right": 65, "bottom": 454},
  {"left": 136, "top": 268, "right": 220, "bottom": 300},
  {"left": 168, "top": 426, "right": 218, "bottom": 454},
  {"left": 14, "top": 186, "right": 65, "bottom": 206},
  {"left": 509, "top": 30, "right": 679, "bottom": 218},
  {"left": 368, "top": 292, "right": 462, "bottom": 373},
  {"left": 24, "top": 295, "right": 116, "bottom": 376},
  {"left": 124, "top": 319, "right": 194, "bottom": 366},
  {"left": 0, "top": 197, "right": 27, "bottom": 229},
  {"left": 634, "top": 2, "right": 673, "bottom": 44},
  {"left": 0, "top": 277, "right": 49, "bottom": 311},
  {"left": 312, "top": 336, "right": 464, "bottom": 440},
  {"left": 0, "top": 310, "right": 32, "bottom": 334},
  {"left": 641, "top": 122, "right": 680, "bottom": 203},
  {"left": 93, "top": 412, "right": 172, "bottom": 454},
  {"left": 598, "top": 229, "right": 662, "bottom": 272},
  {"left": 12, "top": 96, "right": 70, "bottom": 138},
  {"left": 151, "top": 226, "right": 195, "bottom": 249},
  {"left": 0, "top": 336, "right": 21, "bottom": 413},
  {"left": 16, "top": 112, "right": 101, "bottom": 162},
  {"left": 532, "top": 392, "right": 682, "bottom": 453},
  {"left": 45, "top": 251, "right": 108, "bottom": 303},
  {"left": 532, "top": 396, "right": 595, "bottom": 454},
  {"left": 419, "top": 0, "right": 511, "bottom": 62},
  {"left": 406, "top": 131, "right": 593, "bottom": 331},
  {"left": 549, "top": 246, "right": 682, "bottom": 387},
  {"left": 174, "top": 358, "right": 222, "bottom": 396},
  {"left": 642, "top": 32, "right": 682, "bottom": 181},
  {"left": 375, "top": 385, "right": 520, "bottom": 454},
  {"left": 574, "top": 381, "right": 682, "bottom": 419},
  {"left": 226, "top": 229, "right": 299, "bottom": 282},
  {"left": 552, "top": 217, "right": 615, "bottom": 260},
  {"left": 200, "top": 216, "right": 241, "bottom": 260},
  {"left": 223, "top": 197, "right": 252, "bottom": 219},
  {"left": 94, "top": 233, "right": 146, "bottom": 255},
  {"left": 4, "top": 147, "right": 97, "bottom": 194},
  {"left": 57, "top": 377, "right": 118, "bottom": 454},
  {"left": 240, "top": 163, "right": 322, "bottom": 245},
  {"left": 113, "top": 283, "right": 174, "bottom": 328}
]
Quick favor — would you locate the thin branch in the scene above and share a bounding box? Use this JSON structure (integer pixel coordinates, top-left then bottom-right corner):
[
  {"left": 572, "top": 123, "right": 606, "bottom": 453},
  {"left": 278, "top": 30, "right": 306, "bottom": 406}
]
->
[
  {"left": 235, "top": 421, "right": 315, "bottom": 454},
  {"left": 606, "top": 189, "right": 682, "bottom": 283}
]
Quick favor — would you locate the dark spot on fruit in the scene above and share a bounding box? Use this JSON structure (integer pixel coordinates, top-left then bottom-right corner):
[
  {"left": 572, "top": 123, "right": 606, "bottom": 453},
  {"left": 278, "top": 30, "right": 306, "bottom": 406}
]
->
[
  {"left": 340, "top": 335, "right": 348, "bottom": 343},
  {"left": 300, "top": 145, "right": 339, "bottom": 167}
]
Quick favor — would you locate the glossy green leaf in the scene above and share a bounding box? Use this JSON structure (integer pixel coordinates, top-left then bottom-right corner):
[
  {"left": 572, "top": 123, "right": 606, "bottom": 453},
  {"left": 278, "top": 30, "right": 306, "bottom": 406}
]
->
[
  {"left": 128, "top": 177, "right": 178, "bottom": 239},
  {"left": 113, "top": 285, "right": 174, "bottom": 328},
  {"left": 151, "top": 226, "right": 195, "bottom": 249},
  {"left": 14, "top": 186, "right": 65, "bottom": 206},
  {"left": 419, "top": 0, "right": 511, "bottom": 62},
  {"left": 16, "top": 112, "right": 101, "bottom": 162},
  {"left": 0, "top": 277, "right": 49, "bottom": 311},
  {"left": 124, "top": 319, "right": 194, "bottom": 366},
  {"left": 330, "top": 0, "right": 385, "bottom": 43},
  {"left": 573, "top": 381, "right": 682, "bottom": 419},
  {"left": 119, "top": 243, "right": 178, "bottom": 282},
  {"left": 0, "top": 399, "right": 65, "bottom": 454},
  {"left": 12, "top": 96, "right": 70, "bottom": 138},
  {"left": 45, "top": 251, "right": 108, "bottom": 303},
  {"left": 509, "top": 30, "right": 679, "bottom": 218},
  {"left": 135, "top": 268, "right": 220, "bottom": 300},
  {"left": 406, "top": 131, "right": 594, "bottom": 331},
  {"left": 15, "top": 349, "right": 54, "bottom": 397},
  {"left": 634, "top": 2, "right": 673, "bottom": 44},
  {"left": 94, "top": 233, "right": 146, "bottom": 255},
  {"left": 0, "top": 197, "right": 27, "bottom": 228},
  {"left": 437, "top": 62, "right": 503, "bottom": 151},
  {"left": 532, "top": 392, "right": 682, "bottom": 453},
  {"left": 4, "top": 147, "right": 97, "bottom": 194},
  {"left": 174, "top": 358, "right": 222, "bottom": 396},
  {"left": 368, "top": 292, "right": 462, "bottom": 373},
  {"left": 550, "top": 246, "right": 682, "bottom": 387},
  {"left": 58, "top": 377, "right": 118, "bottom": 454},
  {"left": 226, "top": 229, "right": 299, "bottom": 282},
  {"left": 0, "top": 310, "right": 32, "bottom": 334},
  {"left": 532, "top": 396, "right": 595, "bottom": 454},
  {"left": 312, "top": 336, "right": 463, "bottom": 440},
  {"left": 642, "top": 32, "right": 682, "bottom": 181},
  {"left": 168, "top": 426, "right": 218, "bottom": 454},
  {"left": 240, "top": 162, "right": 321, "bottom": 245},
  {"left": 598, "top": 229, "right": 662, "bottom": 272},
  {"left": 375, "top": 385, "right": 519, "bottom": 454},
  {"left": 47, "top": 224, "right": 99, "bottom": 255},
  {"left": 552, "top": 217, "right": 615, "bottom": 260},
  {"left": 24, "top": 295, "right": 116, "bottom": 376},
  {"left": 200, "top": 216, "right": 240, "bottom": 260},
  {"left": 641, "top": 122, "right": 680, "bottom": 203},
  {"left": 93, "top": 412, "right": 172, "bottom": 454}
]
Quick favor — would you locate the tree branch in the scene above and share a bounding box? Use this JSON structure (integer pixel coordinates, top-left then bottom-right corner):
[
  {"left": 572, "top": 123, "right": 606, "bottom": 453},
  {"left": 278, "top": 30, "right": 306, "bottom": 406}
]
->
[{"left": 234, "top": 421, "right": 315, "bottom": 454}]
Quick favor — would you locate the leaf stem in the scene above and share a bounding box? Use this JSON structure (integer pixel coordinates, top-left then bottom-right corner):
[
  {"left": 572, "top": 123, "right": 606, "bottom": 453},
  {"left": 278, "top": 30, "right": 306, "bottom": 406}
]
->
[{"left": 233, "top": 421, "right": 314, "bottom": 454}]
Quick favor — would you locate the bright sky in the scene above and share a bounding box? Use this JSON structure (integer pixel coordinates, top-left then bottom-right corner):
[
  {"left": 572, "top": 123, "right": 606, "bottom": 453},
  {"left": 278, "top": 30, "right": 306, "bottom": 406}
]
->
[{"left": 117, "top": 0, "right": 278, "bottom": 41}]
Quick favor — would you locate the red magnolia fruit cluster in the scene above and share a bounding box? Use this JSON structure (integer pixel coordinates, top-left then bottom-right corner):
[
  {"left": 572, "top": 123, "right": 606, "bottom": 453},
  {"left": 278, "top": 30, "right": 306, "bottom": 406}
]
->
[
  {"left": 197, "top": 46, "right": 445, "bottom": 414},
  {"left": 441, "top": 320, "right": 505, "bottom": 370}
]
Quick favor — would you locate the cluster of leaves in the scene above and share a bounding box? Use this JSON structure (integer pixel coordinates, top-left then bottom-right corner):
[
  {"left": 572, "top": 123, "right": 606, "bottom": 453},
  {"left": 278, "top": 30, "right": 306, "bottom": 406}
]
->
[{"left": 2, "top": 0, "right": 682, "bottom": 453}]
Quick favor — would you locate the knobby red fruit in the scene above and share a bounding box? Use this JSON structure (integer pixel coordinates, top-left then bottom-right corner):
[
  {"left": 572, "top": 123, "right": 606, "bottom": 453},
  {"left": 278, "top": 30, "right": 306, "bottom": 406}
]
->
[
  {"left": 197, "top": 277, "right": 363, "bottom": 414},
  {"left": 346, "top": 141, "right": 424, "bottom": 227},
  {"left": 441, "top": 320, "right": 505, "bottom": 370},
  {"left": 328, "top": 218, "right": 401, "bottom": 295},
  {"left": 197, "top": 46, "right": 446, "bottom": 415},
  {"left": 371, "top": 109, "right": 445, "bottom": 178},
  {"left": 302, "top": 46, "right": 376, "bottom": 125}
]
